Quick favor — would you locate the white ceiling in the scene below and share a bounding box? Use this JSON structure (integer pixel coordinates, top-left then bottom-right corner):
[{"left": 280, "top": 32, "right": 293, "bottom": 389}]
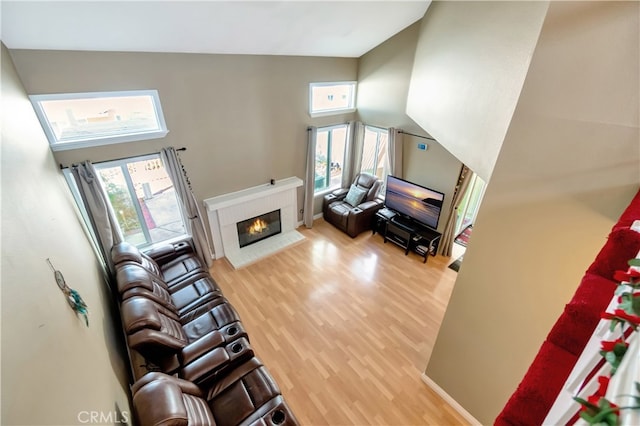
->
[{"left": 1, "top": 1, "right": 430, "bottom": 58}]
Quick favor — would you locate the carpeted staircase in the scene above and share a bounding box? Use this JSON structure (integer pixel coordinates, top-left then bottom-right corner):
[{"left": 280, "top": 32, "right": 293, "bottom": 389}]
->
[{"left": 495, "top": 189, "right": 640, "bottom": 425}]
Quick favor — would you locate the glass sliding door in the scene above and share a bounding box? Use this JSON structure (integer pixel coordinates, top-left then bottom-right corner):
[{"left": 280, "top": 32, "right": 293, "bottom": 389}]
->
[
  {"left": 454, "top": 172, "right": 486, "bottom": 236},
  {"left": 95, "top": 154, "right": 187, "bottom": 247}
]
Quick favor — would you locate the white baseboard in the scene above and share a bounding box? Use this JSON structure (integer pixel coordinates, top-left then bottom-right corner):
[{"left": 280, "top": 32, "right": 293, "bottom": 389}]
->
[
  {"left": 420, "top": 373, "right": 482, "bottom": 426},
  {"left": 297, "top": 213, "right": 323, "bottom": 228}
]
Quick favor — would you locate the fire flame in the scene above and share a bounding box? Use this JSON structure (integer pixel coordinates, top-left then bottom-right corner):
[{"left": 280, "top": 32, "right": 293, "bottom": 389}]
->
[{"left": 247, "top": 218, "right": 269, "bottom": 235}]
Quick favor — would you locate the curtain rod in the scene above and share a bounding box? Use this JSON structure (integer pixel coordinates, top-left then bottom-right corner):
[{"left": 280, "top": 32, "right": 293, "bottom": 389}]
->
[
  {"left": 307, "top": 122, "right": 351, "bottom": 131},
  {"left": 59, "top": 147, "right": 187, "bottom": 170},
  {"left": 399, "top": 131, "right": 436, "bottom": 141},
  {"left": 305, "top": 125, "right": 436, "bottom": 142}
]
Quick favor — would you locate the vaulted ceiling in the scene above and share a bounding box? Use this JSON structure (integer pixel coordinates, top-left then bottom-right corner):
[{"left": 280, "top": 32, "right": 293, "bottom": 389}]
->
[{"left": 1, "top": 1, "right": 431, "bottom": 57}]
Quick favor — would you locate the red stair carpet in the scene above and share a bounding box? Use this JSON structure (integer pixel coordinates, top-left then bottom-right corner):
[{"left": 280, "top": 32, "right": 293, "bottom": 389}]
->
[
  {"left": 455, "top": 224, "right": 472, "bottom": 247},
  {"left": 495, "top": 188, "right": 640, "bottom": 426}
]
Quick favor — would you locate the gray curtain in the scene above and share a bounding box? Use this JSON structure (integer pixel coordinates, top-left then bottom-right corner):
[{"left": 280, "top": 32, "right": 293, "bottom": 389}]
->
[
  {"left": 71, "top": 160, "right": 123, "bottom": 277},
  {"left": 351, "top": 121, "right": 365, "bottom": 180},
  {"left": 341, "top": 121, "right": 356, "bottom": 188},
  {"left": 439, "top": 165, "right": 472, "bottom": 256},
  {"left": 303, "top": 126, "right": 318, "bottom": 228},
  {"left": 387, "top": 128, "right": 403, "bottom": 178},
  {"left": 160, "top": 147, "right": 213, "bottom": 268}
]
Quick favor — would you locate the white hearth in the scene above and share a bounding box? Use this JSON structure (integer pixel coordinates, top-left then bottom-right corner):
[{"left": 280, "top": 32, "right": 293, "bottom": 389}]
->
[{"left": 203, "top": 177, "right": 304, "bottom": 269}]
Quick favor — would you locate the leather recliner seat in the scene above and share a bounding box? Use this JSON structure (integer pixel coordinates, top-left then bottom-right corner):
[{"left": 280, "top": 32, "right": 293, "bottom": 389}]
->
[
  {"left": 323, "top": 173, "right": 384, "bottom": 237},
  {"left": 132, "top": 358, "right": 299, "bottom": 426},
  {"left": 121, "top": 296, "right": 252, "bottom": 384},
  {"left": 116, "top": 262, "right": 224, "bottom": 322},
  {"left": 112, "top": 241, "right": 205, "bottom": 290}
]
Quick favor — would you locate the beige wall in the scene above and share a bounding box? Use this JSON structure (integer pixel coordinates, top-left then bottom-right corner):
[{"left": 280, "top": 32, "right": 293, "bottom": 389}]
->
[
  {"left": 357, "top": 21, "right": 462, "bottom": 232},
  {"left": 425, "top": 2, "right": 640, "bottom": 423},
  {"left": 9, "top": 50, "right": 358, "bottom": 223},
  {"left": 406, "top": 1, "right": 549, "bottom": 182},
  {"left": 357, "top": 21, "right": 425, "bottom": 134},
  {"left": 1, "top": 44, "right": 131, "bottom": 425}
]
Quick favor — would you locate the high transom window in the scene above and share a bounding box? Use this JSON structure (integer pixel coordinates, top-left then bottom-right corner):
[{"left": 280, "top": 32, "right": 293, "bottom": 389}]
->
[
  {"left": 309, "top": 82, "right": 356, "bottom": 117},
  {"left": 30, "top": 90, "right": 169, "bottom": 151}
]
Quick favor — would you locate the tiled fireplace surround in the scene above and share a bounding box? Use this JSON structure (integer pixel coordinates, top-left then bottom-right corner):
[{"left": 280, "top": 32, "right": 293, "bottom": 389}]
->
[{"left": 204, "top": 177, "right": 304, "bottom": 269}]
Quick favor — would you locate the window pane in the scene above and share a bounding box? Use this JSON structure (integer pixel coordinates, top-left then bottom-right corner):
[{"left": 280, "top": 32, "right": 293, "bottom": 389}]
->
[
  {"left": 329, "top": 127, "right": 346, "bottom": 189},
  {"left": 361, "top": 128, "right": 378, "bottom": 175},
  {"left": 374, "top": 132, "right": 388, "bottom": 180},
  {"left": 310, "top": 82, "right": 356, "bottom": 116},
  {"left": 315, "top": 130, "right": 330, "bottom": 191},
  {"left": 97, "top": 155, "right": 186, "bottom": 247},
  {"left": 98, "top": 166, "right": 145, "bottom": 245},
  {"left": 361, "top": 128, "right": 389, "bottom": 179},
  {"left": 314, "top": 125, "right": 347, "bottom": 193},
  {"left": 40, "top": 95, "right": 160, "bottom": 142},
  {"left": 30, "top": 90, "right": 169, "bottom": 151}
]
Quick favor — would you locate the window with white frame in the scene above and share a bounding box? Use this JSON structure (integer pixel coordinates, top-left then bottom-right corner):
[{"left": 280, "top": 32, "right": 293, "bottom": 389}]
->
[
  {"left": 314, "top": 124, "right": 348, "bottom": 193},
  {"left": 30, "top": 90, "right": 169, "bottom": 151},
  {"left": 309, "top": 82, "right": 356, "bottom": 117},
  {"left": 90, "top": 154, "right": 186, "bottom": 248},
  {"left": 361, "top": 126, "right": 389, "bottom": 181}
]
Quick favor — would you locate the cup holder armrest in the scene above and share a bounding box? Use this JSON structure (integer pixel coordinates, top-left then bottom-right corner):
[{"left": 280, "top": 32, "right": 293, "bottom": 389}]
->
[
  {"left": 181, "top": 330, "right": 225, "bottom": 365},
  {"left": 181, "top": 337, "right": 254, "bottom": 384},
  {"left": 180, "top": 322, "right": 248, "bottom": 365}
]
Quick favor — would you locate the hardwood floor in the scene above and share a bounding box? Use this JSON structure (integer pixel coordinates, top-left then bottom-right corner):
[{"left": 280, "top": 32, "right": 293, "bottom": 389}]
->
[{"left": 209, "top": 219, "right": 469, "bottom": 425}]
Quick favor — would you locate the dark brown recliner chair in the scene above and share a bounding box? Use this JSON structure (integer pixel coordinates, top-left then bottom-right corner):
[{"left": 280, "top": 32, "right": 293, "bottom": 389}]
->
[
  {"left": 121, "top": 296, "right": 252, "bottom": 385},
  {"left": 323, "top": 173, "right": 384, "bottom": 237},
  {"left": 132, "top": 358, "right": 299, "bottom": 426},
  {"left": 111, "top": 241, "right": 206, "bottom": 290},
  {"left": 116, "top": 263, "right": 224, "bottom": 323}
]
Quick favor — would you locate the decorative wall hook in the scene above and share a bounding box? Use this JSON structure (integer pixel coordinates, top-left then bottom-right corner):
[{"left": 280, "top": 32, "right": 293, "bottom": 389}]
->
[{"left": 46, "top": 258, "right": 89, "bottom": 327}]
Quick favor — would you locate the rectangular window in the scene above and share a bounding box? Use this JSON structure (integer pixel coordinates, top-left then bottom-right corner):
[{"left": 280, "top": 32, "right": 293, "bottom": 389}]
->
[
  {"left": 309, "top": 82, "right": 356, "bottom": 117},
  {"left": 361, "top": 126, "right": 389, "bottom": 185},
  {"left": 94, "top": 154, "right": 186, "bottom": 248},
  {"left": 314, "top": 124, "right": 348, "bottom": 193},
  {"left": 30, "top": 90, "right": 169, "bottom": 151}
]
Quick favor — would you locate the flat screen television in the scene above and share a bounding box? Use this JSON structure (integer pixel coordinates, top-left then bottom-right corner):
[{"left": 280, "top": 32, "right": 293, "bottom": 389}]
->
[{"left": 385, "top": 175, "right": 445, "bottom": 230}]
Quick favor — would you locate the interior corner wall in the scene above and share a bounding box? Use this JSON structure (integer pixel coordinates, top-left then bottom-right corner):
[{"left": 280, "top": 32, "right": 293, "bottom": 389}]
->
[
  {"left": 356, "top": 20, "right": 462, "bottom": 232},
  {"left": 424, "top": 2, "right": 640, "bottom": 423},
  {"left": 406, "top": 1, "right": 549, "bottom": 182},
  {"left": 1, "top": 43, "right": 131, "bottom": 425},
  {"left": 8, "top": 50, "right": 358, "bottom": 227}
]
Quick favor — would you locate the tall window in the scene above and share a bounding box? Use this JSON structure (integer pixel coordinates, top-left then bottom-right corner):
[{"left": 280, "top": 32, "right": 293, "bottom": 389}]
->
[
  {"left": 94, "top": 154, "right": 186, "bottom": 247},
  {"left": 30, "top": 90, "right": 168, "bottom": 151},
  {"left": 361, "top": 126, "right": 389, "bottom": 181},
  {"left": 454, "top": 172, "right": 486, "bottom": 235},
  {"left": 314, "top": 125, "right": 348, "bottom": 193}
]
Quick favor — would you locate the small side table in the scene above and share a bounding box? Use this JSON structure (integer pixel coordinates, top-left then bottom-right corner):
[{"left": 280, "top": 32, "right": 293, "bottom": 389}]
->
[{"left": 373, "top": 208, "right": 396, "bottom": 235}]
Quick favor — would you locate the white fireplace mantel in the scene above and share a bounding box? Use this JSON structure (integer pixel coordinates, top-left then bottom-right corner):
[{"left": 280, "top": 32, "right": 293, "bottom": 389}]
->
[{"left": 203, "top": 177, "right": 304, "bottom": 269}]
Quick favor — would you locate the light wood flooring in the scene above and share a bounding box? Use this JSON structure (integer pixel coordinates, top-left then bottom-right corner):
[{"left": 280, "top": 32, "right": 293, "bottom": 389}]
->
[{"left": 209, "top": 219, "right": 469, "bottom": 425}]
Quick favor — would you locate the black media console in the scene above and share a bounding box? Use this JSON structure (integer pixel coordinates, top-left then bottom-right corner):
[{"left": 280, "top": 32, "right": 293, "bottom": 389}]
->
[{"left": 374, "top": 208, "right": 442, "bottom": 263}]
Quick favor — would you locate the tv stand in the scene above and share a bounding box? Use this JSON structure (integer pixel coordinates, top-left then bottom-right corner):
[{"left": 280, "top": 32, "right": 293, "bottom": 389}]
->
[{"left": 376, "top": 210, "right": 441, "bottom": 263}]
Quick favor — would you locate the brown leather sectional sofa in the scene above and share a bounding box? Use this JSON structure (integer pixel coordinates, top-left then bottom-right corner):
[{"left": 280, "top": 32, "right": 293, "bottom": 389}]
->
[{"left": 111, "top": 240, "right": 298, "bottom": 426}]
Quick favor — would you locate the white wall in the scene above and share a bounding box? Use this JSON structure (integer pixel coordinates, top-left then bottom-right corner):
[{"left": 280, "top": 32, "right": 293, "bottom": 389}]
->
[
  {"left": 1, "top": 43, "right": 131, "bottom": 425},
  {"left": 406, "top": 1, "right": 549, "bottom": 182},
  {"left": 424, "top": 2, "right": 640, "bottom": 423}
]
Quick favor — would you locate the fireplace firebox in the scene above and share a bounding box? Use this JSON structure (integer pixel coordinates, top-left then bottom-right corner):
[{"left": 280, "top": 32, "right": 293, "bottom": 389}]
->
[{"left": 236, "top": 209, "right": 282, "bottom": 248}]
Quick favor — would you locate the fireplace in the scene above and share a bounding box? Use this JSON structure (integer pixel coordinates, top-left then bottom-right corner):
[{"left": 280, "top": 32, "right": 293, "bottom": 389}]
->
[
  {"left": 204, "top": 177, "right": 304, "bottom": 269},
  {"left": 236, "top": 209, "right": 282, "bottom": 248}
]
